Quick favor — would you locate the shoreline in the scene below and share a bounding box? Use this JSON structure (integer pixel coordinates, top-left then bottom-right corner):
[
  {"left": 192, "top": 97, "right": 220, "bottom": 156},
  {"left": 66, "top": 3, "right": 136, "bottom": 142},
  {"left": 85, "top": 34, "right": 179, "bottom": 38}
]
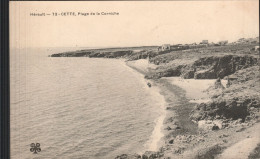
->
[
  {"left": 125, "top": 60, "right": 167, "bottom": 152},
  {"left": 125, "top": 59, "right": 201, "bottom": 152}
]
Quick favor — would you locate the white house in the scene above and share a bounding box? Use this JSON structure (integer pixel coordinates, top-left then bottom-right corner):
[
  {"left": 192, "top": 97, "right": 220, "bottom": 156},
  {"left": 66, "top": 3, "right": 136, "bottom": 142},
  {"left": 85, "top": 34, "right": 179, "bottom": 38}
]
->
[{"left": 161, "top": 44, "right": 171, "bottom": 51}]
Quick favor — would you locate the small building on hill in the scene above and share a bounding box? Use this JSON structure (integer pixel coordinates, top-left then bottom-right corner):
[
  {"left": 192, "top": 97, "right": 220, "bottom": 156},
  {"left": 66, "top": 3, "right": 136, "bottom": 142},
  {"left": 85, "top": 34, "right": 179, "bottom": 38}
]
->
[
  {"left": 161, "top": 44, "right": 171, "bottom": 51},
  {"left": 218, "top": 40, "right": 228, "bottom": 46},
  {"left": 200, "top": 40, "right": 209, "bottom": 44}
]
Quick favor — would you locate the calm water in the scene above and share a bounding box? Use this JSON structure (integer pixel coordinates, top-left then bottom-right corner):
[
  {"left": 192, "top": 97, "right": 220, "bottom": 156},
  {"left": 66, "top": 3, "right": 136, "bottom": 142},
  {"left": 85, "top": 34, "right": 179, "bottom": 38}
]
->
[{"left": 10, "top": 48, "right": 165, "bottom": 159}]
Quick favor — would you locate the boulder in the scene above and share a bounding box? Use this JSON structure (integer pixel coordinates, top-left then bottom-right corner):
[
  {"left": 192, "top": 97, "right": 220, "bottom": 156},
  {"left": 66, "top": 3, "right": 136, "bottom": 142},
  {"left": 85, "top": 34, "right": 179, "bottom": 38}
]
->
[
  {"left": 212, "top": 125, "right": 220, "bottom": 130},
  {"left": 198, "top": 120, "right": 223, "bottom": 130},
  {"left": 115, "top": 154, "right": 141, "bottom": 159},
  {"left": 142, "top": 151, "right": 162, "bottom": 159}
]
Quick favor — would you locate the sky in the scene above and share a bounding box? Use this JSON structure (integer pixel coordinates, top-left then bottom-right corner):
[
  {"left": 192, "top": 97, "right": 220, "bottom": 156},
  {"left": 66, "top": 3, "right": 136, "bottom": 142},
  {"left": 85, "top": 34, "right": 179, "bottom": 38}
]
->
[{"left": 10, "top": 1, "right": 259, "bottom": 48}]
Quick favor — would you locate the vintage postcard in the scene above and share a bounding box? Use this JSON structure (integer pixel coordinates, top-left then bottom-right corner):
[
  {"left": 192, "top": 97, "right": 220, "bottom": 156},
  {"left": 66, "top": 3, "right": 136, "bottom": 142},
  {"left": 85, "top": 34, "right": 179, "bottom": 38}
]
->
[{"left": 9, "top": 1, "right": 259, "bottom": 158}]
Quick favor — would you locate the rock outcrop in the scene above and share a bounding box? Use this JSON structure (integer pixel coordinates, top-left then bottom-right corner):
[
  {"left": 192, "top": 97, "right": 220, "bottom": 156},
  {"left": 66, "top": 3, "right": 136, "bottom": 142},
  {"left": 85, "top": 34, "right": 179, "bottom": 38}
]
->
[
  {"left": 190, "top": 97, "right": 259, "bottom": 122},
  {"left": 51, "top": 51, "right": 92, "bottom": 57},
  {"left": 51, "top": 50, "right": 134, "bottom": 58}
]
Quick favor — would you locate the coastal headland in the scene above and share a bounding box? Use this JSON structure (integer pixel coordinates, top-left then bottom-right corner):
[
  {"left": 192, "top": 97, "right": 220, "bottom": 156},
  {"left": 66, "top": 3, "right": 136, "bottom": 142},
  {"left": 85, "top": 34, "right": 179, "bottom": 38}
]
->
[{"left": 50, "top": 38, "right": 260, "bottom": 159}]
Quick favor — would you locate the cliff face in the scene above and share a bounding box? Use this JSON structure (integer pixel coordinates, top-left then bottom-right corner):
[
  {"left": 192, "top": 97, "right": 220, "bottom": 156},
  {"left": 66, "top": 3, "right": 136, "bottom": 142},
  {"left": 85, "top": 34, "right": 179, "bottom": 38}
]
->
[
  {"left": 193, "top": 55, "right": 258, "bottom": 79},
  {"left": 145, "top": 55, "right": 259, "bottom": 79}
]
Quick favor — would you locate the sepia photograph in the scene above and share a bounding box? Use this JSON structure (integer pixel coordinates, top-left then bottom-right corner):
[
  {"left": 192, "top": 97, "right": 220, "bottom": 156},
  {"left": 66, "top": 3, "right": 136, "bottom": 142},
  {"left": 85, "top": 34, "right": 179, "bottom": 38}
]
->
[{"left": 9, "top": 1, "right": 259, "bottom": 158}]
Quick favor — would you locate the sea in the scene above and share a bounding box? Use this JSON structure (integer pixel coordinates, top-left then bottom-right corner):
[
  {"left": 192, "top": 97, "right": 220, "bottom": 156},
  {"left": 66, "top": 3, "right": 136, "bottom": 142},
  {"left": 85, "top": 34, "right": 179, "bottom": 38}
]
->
[{"left": 10, "top": 47, "right": 166, "bottom": 159}]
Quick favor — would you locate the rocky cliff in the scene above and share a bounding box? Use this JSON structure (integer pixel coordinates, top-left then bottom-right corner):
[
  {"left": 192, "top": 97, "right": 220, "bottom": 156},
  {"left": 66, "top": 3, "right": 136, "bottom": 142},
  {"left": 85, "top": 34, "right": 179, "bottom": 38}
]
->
[{"left": 145, "top": 55, "right": 259, "bottom": 79}]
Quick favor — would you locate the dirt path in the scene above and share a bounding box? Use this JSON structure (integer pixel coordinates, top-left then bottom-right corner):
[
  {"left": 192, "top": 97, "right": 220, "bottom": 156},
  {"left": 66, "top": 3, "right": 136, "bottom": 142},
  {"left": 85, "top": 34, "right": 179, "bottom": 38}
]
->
[{"left": 216, "top": 123, "right": 260, "bottom": 159}]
